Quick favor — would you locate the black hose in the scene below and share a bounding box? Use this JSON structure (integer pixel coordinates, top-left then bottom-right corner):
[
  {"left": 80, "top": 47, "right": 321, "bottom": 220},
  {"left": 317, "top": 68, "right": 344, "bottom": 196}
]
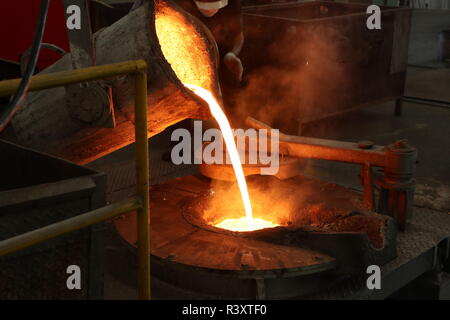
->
[
  {"left": 0, "top": 0, "right": 50, "bottom": 133},
  {"left": 402, "top": 95, "right": 450, "bottom": 110}
]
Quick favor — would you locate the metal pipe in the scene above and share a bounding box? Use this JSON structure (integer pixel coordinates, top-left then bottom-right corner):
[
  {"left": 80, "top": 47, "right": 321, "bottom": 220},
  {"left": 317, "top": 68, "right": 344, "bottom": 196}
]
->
[
  {"left": 134, "top": 70, "right": 151, "bottom": 300},
  {"left": 0, "top": 60, "right": 151, "bottom": 299},
  {"left": 402, "top": 95, "right": 450, "bottom": 110},
  {"left": 246, "top": 116, "right": 418, "bottom": 230},
  {"left": 245, "top": 116, "right": 387, "bottom": 167},
  {"left": 0, "top": 60, "right": 148, "bottom": 97},
  {"left": 0, "top": 197, "right": 141, "bottom": 257}
]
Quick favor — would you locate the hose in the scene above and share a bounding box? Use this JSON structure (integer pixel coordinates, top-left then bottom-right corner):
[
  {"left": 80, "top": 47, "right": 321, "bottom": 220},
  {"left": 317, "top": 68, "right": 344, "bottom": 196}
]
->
[
  {"left": 20, "top": 43, "right": 66, "bottom": 76},
  {"left": 0, "top": 0, "right": 50, "bottom": 133},
  {"left": 402, "top": 95, "right": 450, "bottom": 110}
]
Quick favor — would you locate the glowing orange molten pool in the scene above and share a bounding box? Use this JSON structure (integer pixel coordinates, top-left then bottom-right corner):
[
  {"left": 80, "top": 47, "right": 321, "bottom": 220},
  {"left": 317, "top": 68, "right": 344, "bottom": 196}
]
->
[
  {"left": 215, "top": 217, "right": 279, "bottom": 232},
  {"left": 184, "top": 85, "right": 278, "bottom": 232},
  {"left": 155, "top": 5, "right": 277, "bottom": 232}
]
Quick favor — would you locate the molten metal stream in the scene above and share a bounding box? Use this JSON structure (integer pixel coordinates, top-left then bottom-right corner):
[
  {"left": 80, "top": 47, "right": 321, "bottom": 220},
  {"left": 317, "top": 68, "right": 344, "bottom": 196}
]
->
[
  {"left": 154, "top": 5, "right": 276, "bottom": 231},
  {"left": 184, "top": 84, "right": 255, "bottom": 230}
]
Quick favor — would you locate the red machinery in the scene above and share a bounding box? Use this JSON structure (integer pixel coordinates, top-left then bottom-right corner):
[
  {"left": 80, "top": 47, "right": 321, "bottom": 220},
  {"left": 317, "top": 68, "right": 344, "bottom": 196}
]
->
[{"left": 0, "top": 1, "right": 69, "bottom": 71}]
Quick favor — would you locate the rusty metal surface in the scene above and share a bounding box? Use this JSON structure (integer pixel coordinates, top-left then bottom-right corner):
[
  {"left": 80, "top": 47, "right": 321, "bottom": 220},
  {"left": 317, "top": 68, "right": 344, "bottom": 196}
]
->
[
  {"left": 109, "top": 172, "right": 402, "bottom": 298},
  {"left": 102, "top": 155, "right": 449, "bottom": 299},
  {"left": 243, "top": 117, "right": 418, "bottom": 231},
  {"left": 111, "top": 174, "right": 341, "bottom": 298},
  {"left": 63, "top": 0, "right": 95, "bottom": 69},
  {"left": 308, "top": 207, "right": 450, "bottom": 299},
  {"left": 114, "top": 175, "right": 337, "bottom": 276}
]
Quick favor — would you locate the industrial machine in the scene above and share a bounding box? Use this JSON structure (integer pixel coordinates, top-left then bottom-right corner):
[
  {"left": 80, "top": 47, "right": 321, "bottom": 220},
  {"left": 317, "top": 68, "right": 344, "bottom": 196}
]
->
[
  {"left": 0, "top": 0, "right": 449, "bottom": 300},
  {"left": 1, "top": 0, "right": 219, "bottom": 164},
  {"left": 240, "top": 1, "right": 412, "bottom": 134}
]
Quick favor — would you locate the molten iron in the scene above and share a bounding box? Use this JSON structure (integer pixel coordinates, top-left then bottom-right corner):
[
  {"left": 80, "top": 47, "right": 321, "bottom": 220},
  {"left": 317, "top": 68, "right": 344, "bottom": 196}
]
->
[
  {"left": 184, "top": 85, "right": 276, "bottom": 231},
  {"left": 156, "top": 7, "right": 276, "bottom": 231},
  {"left": 155, "top": 2, "right": 217, "bottom": 93},
  {"left": 215, "top": 217, "right": 279, "bottom": 232}
]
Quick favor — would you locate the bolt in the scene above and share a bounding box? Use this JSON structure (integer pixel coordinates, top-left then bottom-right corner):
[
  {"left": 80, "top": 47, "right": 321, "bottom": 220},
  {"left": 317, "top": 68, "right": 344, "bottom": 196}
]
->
[
  {"left": 393, "top": 139, "right": 410, "bottom": 149},
  {"left": 358, "top": 140, "right": 374, "bottom": 149}
]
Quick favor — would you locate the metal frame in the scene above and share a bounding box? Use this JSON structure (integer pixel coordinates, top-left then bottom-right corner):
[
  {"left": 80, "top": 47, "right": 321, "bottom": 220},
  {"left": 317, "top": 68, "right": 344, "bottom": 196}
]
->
[
  {"left": 0, "top": 60, "right": 151, "bottom": 300},
  {"left": 246, "top": 116, "right": 418, "bottom": 230}
]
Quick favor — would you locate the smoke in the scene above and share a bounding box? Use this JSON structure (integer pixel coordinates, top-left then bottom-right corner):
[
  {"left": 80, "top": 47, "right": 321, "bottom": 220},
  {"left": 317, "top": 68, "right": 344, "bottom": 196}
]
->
[
  {"left": 231, "top": 14, "right": 362, "bottom": 138},
  {"left": 202, "top": 175, "right": 306, "bottom": 226},
  {"left": 202, "top": 173, "right": 364, "bottom": 230},
  {"left": 199, "top": 9, "right": 374, "bottom": 226}
]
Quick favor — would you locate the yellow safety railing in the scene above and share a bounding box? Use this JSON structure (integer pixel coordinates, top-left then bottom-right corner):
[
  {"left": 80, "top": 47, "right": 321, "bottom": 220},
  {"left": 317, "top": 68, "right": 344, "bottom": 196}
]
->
[{"left": 0, "top": 60, "right": 151, "bottom": 300}]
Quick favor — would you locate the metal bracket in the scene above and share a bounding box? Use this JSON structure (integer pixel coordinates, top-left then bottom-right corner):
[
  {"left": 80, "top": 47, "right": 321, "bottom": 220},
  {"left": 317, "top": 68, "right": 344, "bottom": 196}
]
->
[
  {"left": 246, "top": 117, "right": 418, "bottom": 231},
  {"left": 361, "top": 162, "right": 375, "bottom": 211},
  {"left": 62, "top": 0, "right": 115, "bottom": 128},
  {"left": 433, "top": 238, "right": 450, "bottom": 271},
  {"left": 376, "top": 140, "right": 417, "bottom": 231},
  {"left": 255, "top": 278, "right": 266, "bottom": 300},
  {"left": 63, "top": 0, "right": 95, "bottom": 69}
]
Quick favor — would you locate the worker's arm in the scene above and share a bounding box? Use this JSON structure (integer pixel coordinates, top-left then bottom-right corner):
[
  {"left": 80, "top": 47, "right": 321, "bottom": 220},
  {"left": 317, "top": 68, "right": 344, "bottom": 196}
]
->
[
  {"left": 223, "top": 53, "right": 243, "bottom": 82},
  {"left": 223, "top": 30, "right": 244, "bottom": 82},
  {"left": 230, "top": 31, "right": 244, "bottom": 56}
]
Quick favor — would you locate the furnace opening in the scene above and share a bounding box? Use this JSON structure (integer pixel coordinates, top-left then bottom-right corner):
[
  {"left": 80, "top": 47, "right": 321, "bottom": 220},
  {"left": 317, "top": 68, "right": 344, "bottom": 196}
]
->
[{"left": 183, "top": 177, "right": 293, "bottom": 234}]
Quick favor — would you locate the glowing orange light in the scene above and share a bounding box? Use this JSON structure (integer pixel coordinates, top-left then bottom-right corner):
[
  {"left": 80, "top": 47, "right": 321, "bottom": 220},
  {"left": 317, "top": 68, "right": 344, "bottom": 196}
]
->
[
  {"left": 155, "top": 5, "right": 216, "bottom": 93},
  {"left": 184, "top": 84, "right": 255, "bottom": 228},
  {"left": 155, "top": 6, "right": 277, "bottom": 232},
  {"left": 184, "top": 85, "right": 278, "bottom": 232},
  {"left": 215, "top": 217, "right": 279, "bottom": 232}
]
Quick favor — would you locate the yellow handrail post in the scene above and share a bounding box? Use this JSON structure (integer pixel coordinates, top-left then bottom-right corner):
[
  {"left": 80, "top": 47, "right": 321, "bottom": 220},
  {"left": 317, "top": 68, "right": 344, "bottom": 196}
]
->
[
  {"left": 0, "top": 198, "right": 141, "bottom": 257},
  {"left": 134, "top": 70, "right": 151, "bottom": 300}
]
